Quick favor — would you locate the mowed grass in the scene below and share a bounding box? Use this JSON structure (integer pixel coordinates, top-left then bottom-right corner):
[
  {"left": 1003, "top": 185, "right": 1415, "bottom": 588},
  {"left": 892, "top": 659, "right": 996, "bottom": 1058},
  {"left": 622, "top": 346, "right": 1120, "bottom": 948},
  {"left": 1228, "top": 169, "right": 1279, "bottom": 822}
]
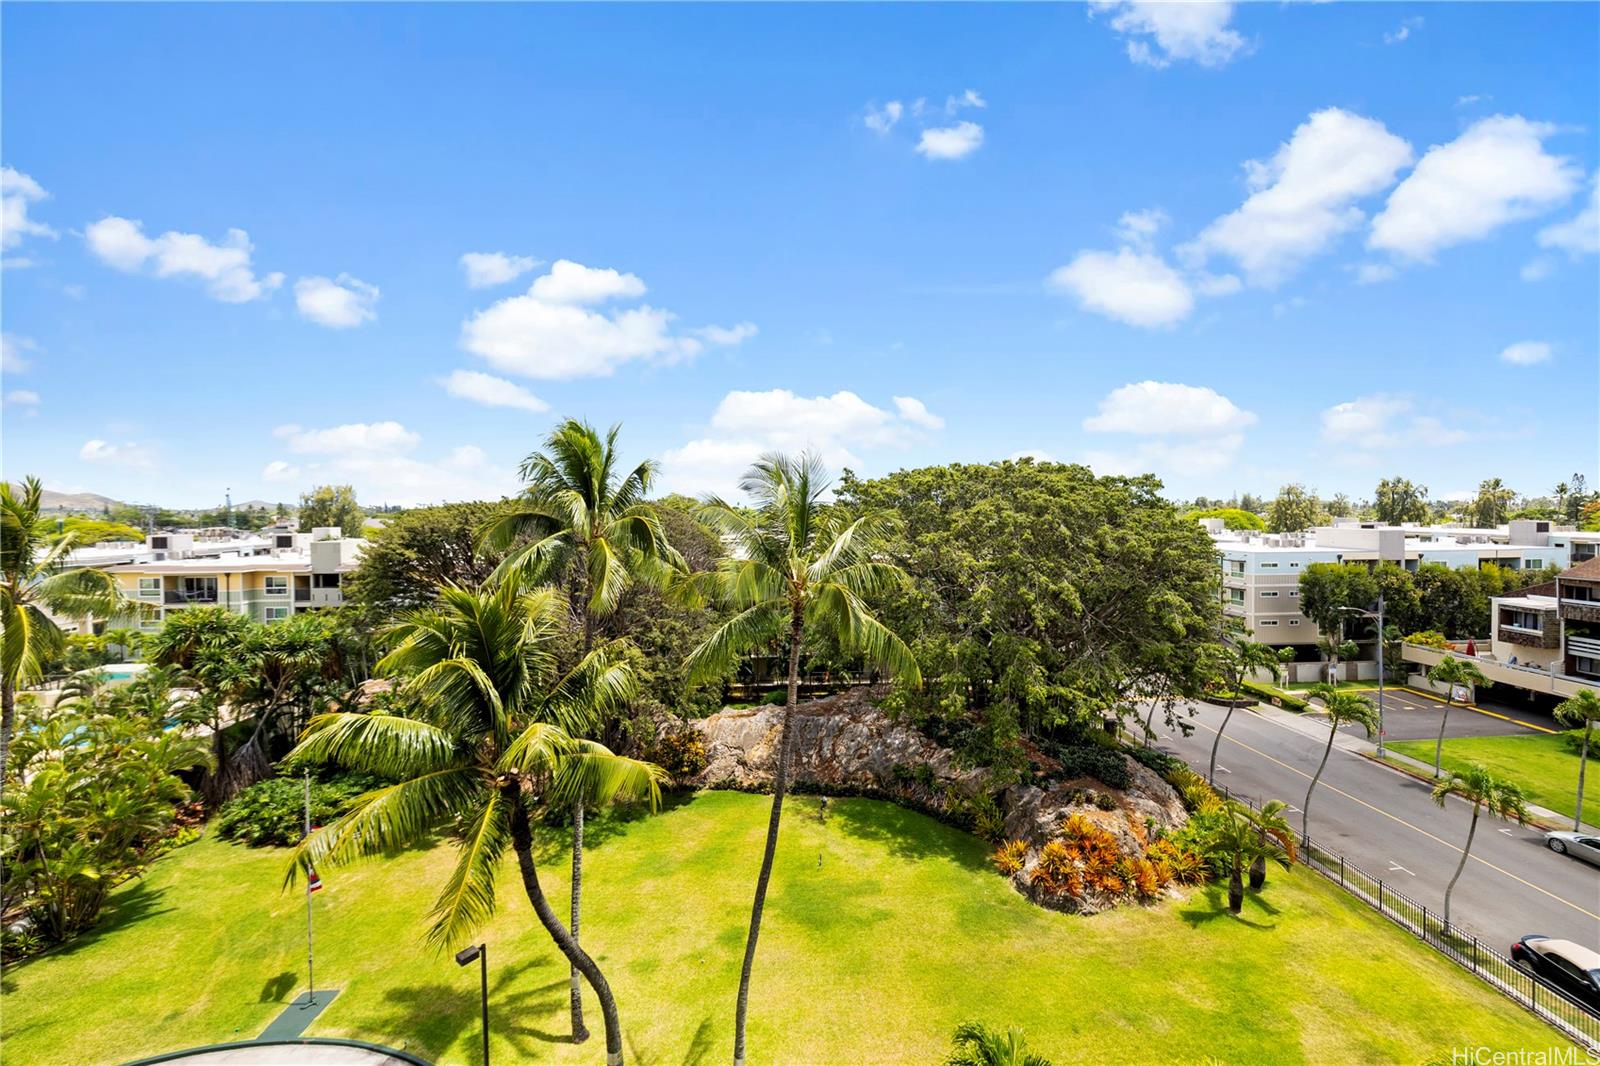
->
[
  {"left": 1390, "top": 731, "right": 1588, "bottom": 822},
  {"left": 1, "top": 792, "right": 1568, "bottom": 1065}
]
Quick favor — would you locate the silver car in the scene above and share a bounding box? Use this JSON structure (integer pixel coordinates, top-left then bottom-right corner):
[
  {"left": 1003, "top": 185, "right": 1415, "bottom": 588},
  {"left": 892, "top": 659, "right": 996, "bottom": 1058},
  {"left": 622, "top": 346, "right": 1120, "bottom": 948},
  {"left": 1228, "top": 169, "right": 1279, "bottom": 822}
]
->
[{"left": 1544, "top": 830, "right": 1600, "bottom": 867}]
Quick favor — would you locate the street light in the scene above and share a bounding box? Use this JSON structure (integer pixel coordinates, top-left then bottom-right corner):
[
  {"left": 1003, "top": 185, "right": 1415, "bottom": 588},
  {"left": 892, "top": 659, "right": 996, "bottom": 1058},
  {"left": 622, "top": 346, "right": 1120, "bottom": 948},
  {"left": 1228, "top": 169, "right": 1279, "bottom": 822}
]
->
[
  {"left": 1338, "top": 593, "right": 1387, "bottom": 757},
  {"left": 456, "top": 943, "right": 488, "bottom": 1066}
]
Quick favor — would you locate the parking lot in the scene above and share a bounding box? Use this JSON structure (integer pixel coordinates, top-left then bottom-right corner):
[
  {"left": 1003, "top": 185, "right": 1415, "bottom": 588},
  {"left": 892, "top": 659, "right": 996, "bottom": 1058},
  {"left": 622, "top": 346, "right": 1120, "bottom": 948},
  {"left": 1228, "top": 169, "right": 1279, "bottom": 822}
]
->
[{"left": 1343, "top": 685, "right": 1555, "bottom": 745}]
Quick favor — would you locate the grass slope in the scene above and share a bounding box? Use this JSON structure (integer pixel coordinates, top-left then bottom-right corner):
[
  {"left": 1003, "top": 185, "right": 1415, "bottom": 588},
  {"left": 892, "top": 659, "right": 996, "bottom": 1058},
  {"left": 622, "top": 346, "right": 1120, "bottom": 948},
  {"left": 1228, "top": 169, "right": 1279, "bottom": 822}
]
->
[
  {"left": 2, "top": 792, "right": 1565, "bottom": 1065},
  {"left": 1390, "top": 732, "right": 1587, "bottom": 821}
]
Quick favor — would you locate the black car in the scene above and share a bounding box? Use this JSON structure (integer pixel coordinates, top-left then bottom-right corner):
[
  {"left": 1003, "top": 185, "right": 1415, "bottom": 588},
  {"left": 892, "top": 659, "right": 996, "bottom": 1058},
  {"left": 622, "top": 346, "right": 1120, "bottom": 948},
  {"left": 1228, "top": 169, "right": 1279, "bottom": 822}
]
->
[{"left": 1510, "top": 935, "right": 1600, "bottom": 1010}]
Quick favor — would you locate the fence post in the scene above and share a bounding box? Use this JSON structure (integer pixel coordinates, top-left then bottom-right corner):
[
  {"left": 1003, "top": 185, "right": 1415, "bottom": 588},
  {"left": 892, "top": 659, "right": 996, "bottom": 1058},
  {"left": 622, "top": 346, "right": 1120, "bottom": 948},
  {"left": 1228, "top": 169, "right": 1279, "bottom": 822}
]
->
[
  {"left": 1339, "top": 855, "right": 1345, "bottom": 887},
  {"left": 1377, "top": 880, "right": 1384, "bottom": 914},
  {"left": 1420, "top": 905, "right": 1429, "bottom": 941},
  {"left": 1471, "top": 936, "right": 1478, "bottom": 974}
]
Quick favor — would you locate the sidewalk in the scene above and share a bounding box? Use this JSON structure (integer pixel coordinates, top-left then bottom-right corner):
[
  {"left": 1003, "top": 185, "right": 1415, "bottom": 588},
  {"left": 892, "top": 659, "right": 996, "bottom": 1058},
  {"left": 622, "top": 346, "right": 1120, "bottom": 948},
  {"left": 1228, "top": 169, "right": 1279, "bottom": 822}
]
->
[{"left": 1245, "top": 702, "right": 1600, "bottom": 836}]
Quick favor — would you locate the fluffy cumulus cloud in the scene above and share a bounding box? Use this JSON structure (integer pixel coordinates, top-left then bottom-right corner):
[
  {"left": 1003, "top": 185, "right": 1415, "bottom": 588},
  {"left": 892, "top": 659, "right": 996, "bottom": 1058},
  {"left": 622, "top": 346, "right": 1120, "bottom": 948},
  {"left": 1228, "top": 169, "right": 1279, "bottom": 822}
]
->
[
  {"left": 1089, "top": 0, "right": 1247, "bottom": 69},
  {"left": 460, "top": 259, "right": 753, "bottom": 380},
  {"left": 659, "top": 389, "right": 943, "bottom": 496},
  {"left": 1047, "top": 248, "right": 1194, "bottom": 328},
  {"left": 84, "top": 217, "right": 284, "bottom": 302},
  {"left": 2, "top": 332, "right": 38, "bottom": 373},
  {"left": 459, "top": 251, "right": 542, "bottom": 289},
  {"left": 79, "top": 439, "right": 153, "bottom": 467},
  {"left": 264, "top": 421, "right": 515, "bottom": 505},
  {"left": 1186, "top": 109, "right": 1413, "bottom": 286},
  {"left": 1319, "top": 394, "right": 1470, "bottom": 449},
  {"left": 1499, "top": 341, "right": 1552, "bottom": 366},
  {"left": 1, "top": 167, "right": 57, "bottom": 257},
  {"left": 1537, "top": 176, "right": 1599, "bottom": 257},
  {"left": 915, "top": 121, "right": 984, "bottom": 161},
  {"left": 1369, "top": 116, "right": 1581, "bottom": 262},
  {"left": 438, "top": 368, "right": 549, "bottom": 412},
  {"left": 1080, "top": 381, "right": 1255, "bottom": 479},
  {"left": 294, "top": 273, "right": 380, "bottom": 328}
]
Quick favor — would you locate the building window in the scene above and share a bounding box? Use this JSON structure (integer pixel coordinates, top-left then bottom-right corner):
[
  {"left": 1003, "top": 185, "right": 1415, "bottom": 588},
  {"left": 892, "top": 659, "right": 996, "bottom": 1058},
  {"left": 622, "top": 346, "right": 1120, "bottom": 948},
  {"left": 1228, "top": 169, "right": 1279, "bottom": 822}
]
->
[
  {"left": 1289, "top": 562, "right": 1300, "bottom": 568},
  {"left": 1259, "top": 620, "right": 1279, "bottom": 626},
  {"left": 1228, "top": 589, "right": 1245, "bottom": 605},
  {"left": 265, "top": 606, "right": 290, "bottom": 621},
  {"left": 265, "top": 576, "right": 289, "bottom": 596},
  {"left": 1261, "top": 591, "right": 1279, "bottom": 598},
  {"left": 137, "top": 577, "right": 161, "bottom": 598},
  {"left": 1260, "top": 562, "right": 1279, "bottom": 569},
  {"left": 312, "top": 572, "right": 342, "bottom": 589},
  {"left": 1288, "top": 591, "right": 1299, "bottom": 598},
  {"left": 1288, "top": 620, "right": 1301, "bottom": 626}
]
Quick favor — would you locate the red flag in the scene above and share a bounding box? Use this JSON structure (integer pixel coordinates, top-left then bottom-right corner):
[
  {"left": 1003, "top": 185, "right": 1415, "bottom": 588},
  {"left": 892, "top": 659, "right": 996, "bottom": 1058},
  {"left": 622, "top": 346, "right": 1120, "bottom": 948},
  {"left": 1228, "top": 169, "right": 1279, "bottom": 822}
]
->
[{"left": 307, "top": 867, "right": 324, "bottom": 893}]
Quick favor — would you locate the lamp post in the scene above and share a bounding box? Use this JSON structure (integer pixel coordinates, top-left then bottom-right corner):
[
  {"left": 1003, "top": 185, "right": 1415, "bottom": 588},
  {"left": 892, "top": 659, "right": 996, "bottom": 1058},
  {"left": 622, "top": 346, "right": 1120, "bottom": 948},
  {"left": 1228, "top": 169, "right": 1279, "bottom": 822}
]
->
[
  {"left": 455, "top": 943, "right": 488, "bottom": 1066},
  {"left": 1338, "top": 592, "right": 1387, "bottom": 757}
]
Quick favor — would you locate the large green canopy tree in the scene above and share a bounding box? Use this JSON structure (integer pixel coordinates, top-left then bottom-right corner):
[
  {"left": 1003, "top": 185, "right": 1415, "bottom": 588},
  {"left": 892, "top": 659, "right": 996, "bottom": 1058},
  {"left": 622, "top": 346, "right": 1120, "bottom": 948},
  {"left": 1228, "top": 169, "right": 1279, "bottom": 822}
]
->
[
  {"left": 2, "top": 477, "right": 126, "bottom": 779},
  {"left": 287, "top": 580, "right": 663, "bottom": 1066},
  {"left": 685, "top": 453, "right": 921, "bottom": 1066}
]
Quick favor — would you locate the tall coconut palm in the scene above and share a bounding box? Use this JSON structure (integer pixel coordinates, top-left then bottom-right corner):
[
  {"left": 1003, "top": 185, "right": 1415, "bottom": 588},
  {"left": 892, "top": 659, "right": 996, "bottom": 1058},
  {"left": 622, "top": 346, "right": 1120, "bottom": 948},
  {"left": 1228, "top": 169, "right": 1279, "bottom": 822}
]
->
[
  {"left": 1301, "top": 685, "right": 1379, "bottom": 844},
  {"left": 944, "top": 1020, "right": 1054, "bottom": 1066},
  {"left": 1207, "top": 639, "right": 1285, "bottom": 783},
  {"left": 1426, "top": 656, "right": 1488, "bottom": 777},
  {"left": 285, "top": 581, "right": 664, "bottom": 1066},
  {"left": 1204, "top": 800, "right": 1296, "bottom": 914},
  {"left": 683, "top": 453, "right": 921, "bottom": 1066},
  {"left": 478, "top": 418, "right": 680, "bottom": 1040},
  {"left": 1247, "top": 798, "right": 1297, "bottom": 891},
  {"left": 1431, "top": 765, "right": 1527, "bottom": 931},
  {"left": 1554, "top": 689, "right": 1600, "bottom": 830},
  {"left": 2, "top": 477, "right": 126, "bottom": 778}
]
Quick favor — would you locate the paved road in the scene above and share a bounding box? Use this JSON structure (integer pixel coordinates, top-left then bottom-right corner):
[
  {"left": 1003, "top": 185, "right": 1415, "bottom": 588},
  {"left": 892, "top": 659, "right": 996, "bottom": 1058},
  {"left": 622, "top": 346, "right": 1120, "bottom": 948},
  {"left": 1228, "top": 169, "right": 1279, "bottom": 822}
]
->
[{"left": 1153, "top": 700, "right": 1600, "bottom": 953}]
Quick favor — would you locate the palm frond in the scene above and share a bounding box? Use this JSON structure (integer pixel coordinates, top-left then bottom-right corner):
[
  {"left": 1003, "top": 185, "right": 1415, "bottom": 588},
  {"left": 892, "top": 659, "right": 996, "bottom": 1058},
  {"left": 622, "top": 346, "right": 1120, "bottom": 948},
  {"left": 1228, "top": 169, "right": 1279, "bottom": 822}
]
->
[
  {"left": 285, "top": 768, "right": 482, "bottom": 884},
  {"left": 810, "top": 583, "right": 922, "bottom": 684},
  {"left": 548, "top": 743, "right": 667, "bottom": 810},
  {"left": 496, "top": 721, "right": 576, "bottom": 775},
  {"left": 424, "top": 788, "right": 510, "bottom": 948},
  {"left": 683, "top": 602, "right": 785, "bottom": 686},
  {"left": 290, "top": 712, "right": 462, "bottom": 778}
]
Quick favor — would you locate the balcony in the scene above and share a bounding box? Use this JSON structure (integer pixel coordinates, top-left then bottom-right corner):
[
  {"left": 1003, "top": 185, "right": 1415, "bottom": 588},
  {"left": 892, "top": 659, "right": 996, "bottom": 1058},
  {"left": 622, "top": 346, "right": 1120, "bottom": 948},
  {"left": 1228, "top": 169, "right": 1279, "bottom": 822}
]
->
[
  {"left": 1560, "top": 598, "right": 1600, "bottom": 624},
  {"left": 294, "top": 588, "right": 310, "bottom": 603},
  {"left": 1568, "top": 635, "right": 1600, "bottom": 659},
  {"left": 1497, "top": 624, "right": 1558, "bottom": 649},
  {"left": 164, "top": 590, "right": 218, "bottom": 605}
]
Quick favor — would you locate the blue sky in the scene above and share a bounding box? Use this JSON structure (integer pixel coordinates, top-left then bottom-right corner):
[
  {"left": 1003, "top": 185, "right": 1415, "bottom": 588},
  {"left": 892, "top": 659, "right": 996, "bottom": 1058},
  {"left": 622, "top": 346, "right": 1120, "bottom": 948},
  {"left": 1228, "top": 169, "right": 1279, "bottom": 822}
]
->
[{"left": 3, "top": 2, "right": 1596, "bottom": 508}]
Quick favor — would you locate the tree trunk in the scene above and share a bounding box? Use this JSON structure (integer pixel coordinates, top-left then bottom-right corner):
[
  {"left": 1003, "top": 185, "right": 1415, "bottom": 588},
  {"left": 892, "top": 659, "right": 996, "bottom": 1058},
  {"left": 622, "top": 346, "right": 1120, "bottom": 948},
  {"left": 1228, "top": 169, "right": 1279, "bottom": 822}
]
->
[
  {"left": 1302, "top": 723, "right": 1336, "bottom": 845},
  {"left": 569, "top": 799, "right": 589, "bottom": 1043},
  {"left": 1442, "top": 803, "right": 1478, "bottom": 933},
  {"left": 507, "top": 786, "right": 624, "bottom": 1066},
  {"left": 1433, "top": 698, "right": 1453, "bottom": 778},
  {"left": 1, "top": 675, "right": 15, "bottom": 786},
  {"left": 1248, "top": 831, "right": 1266, "bottom": 891},
  {"left": 732, "top": 611, "right": 802, "bottom": 1066},
  {"left": 1228, "top": 862, "right": 1243, "bottom": 914},
  {"left": 1576, "top": 723, "right": 1590, "bottom": 831},
  {"left": 1209, "top": 703, "right": 1234, "bottom": 784}
]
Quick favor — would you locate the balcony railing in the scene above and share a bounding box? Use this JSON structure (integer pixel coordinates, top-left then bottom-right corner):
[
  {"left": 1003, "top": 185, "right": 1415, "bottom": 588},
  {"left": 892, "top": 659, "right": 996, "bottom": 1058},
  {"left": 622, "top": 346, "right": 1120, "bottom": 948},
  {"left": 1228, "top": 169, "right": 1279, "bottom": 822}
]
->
[
  {"left": 1568, "top": 635, "right": 1600, "bottom": 658},
  {"left": 163, "top": 590, "right": 218, "bottom": 605}
]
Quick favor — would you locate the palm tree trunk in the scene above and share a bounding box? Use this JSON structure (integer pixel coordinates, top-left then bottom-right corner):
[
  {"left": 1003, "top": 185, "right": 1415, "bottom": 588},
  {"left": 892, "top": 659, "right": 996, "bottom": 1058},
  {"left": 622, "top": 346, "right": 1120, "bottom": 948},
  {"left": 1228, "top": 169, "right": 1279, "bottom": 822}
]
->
[
  {"left": 1434, "top": 698, "right": 1452, "bottom": 778},
  {"left": 1248, "top": 828, "right": 1266, "bottom": 891},
  {"left": 507, "top": 787, "right": 624, "bottom": 1066},
  {"left": 1443, "top": 803, "right": 1479, "bottom": 932},
  {"left": 568, "top": 799, "right": 589, "bottom": 1043},
  {"left": 1209, "top": 703, "right": 1234, "bottom": 784},
  {"left": 732, "top": 612, "right": 802, "bottom": 1066},
  {"left": 1, "top": 675, "right": 15, "bottom": 784},
  {"left": 1302, "top": 723, "right": 1336, "bottom": 845},
  {"left": 1576, "top": 723, "right": 1591, "bottom": 831},
  {"left": 1228, "top": 860, "right": 1243, "bottom": 914}
]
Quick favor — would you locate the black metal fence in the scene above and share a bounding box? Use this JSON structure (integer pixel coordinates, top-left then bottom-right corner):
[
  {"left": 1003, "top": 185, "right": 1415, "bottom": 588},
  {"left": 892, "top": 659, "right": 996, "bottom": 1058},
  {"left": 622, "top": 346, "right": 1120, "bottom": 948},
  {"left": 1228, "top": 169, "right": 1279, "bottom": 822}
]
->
[{"left": 1216, "top": 785, "right": 1600, "bottom": 1052}]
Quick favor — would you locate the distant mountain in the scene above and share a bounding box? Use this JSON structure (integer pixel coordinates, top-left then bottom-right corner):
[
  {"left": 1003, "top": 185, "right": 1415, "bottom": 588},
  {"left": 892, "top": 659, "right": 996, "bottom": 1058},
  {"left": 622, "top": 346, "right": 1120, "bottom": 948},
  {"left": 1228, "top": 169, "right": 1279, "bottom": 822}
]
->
[{"left": 6, "top": 485, "right": 127, "bottom": 513}]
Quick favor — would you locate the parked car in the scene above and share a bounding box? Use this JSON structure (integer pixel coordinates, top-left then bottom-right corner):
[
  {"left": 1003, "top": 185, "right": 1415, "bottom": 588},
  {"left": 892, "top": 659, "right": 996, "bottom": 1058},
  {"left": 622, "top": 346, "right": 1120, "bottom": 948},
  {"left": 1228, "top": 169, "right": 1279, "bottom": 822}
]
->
[
  {"left": 1509, "top": 935, "right": 1600, "bottom": 1009},
  {"left": 1544, "top": 830, "right": 1600, "bottom": 867}
]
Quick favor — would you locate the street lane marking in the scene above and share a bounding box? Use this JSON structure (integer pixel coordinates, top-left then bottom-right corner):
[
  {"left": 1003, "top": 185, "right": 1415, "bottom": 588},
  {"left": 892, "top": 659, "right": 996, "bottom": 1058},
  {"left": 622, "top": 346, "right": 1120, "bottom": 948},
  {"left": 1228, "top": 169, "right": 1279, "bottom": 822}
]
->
[
  {"left": 1398, "top": 687, "right": 1555, "bottom": 734},
  {"left": 1388, "top": 862, "right": 1415, "bottom": 876},
  {"left": 1187, "top": 716, "right": 1600, "bottom": 923}
]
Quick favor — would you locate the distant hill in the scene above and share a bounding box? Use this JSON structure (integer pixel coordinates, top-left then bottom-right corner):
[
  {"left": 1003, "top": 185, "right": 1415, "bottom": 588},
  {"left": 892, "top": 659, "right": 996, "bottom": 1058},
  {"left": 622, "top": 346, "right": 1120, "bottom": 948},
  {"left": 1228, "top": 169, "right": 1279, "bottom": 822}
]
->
[{"left": 6, "top": 485, "right": 127, "bottom": 514}]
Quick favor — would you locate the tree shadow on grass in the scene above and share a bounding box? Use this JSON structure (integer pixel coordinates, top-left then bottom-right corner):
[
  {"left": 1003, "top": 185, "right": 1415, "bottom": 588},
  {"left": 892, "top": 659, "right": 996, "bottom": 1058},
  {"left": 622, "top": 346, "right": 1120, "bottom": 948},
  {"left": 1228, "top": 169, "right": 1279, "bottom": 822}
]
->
[
  {"left": 1178, "top": 885, "right": 1279, "bottom": 931},
  {"left": 376, "top": 961, "right": 567, "bottom": 1059},
  {"left": 12, "top": 880, "right": 175, "bottom": 968},
  {"left": 530, "top": 790, "right": 699, "bottom": 863},
  {"left": 260, "top": 970, "right": 297, "bottom": 1002},
  {"left": 823, "top": 796, "right": 991, "bottom": 872},
  {"left": 628, "top": 1015, "right": 715, "bottom": 1066}
]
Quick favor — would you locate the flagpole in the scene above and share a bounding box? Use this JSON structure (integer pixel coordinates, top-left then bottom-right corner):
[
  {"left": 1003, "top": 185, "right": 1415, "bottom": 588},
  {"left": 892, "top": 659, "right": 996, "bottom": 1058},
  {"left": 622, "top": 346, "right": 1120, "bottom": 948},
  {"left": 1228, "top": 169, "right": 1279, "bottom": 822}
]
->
[{"left": 304, "top": 770, "right": 315, "bottom": 1006}]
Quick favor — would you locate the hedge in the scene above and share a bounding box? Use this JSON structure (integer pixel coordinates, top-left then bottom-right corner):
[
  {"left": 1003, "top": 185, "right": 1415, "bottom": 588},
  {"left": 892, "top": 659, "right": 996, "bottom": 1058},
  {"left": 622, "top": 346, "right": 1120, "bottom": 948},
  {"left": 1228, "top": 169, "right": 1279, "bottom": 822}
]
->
[{"left": 1239, "top": 679, "right": 1309, "bottom": 712}]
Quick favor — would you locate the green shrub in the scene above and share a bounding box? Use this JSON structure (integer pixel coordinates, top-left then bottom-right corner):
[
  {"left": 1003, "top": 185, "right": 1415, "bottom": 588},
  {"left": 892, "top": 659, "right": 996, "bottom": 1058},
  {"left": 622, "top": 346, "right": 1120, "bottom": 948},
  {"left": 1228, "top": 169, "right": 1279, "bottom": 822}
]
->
[
  {"left": 759, "top": 689, "right": 788, "bottom": 706},
  {"left": 1561, "top": 728, "right": 1596, "bottom": 756},
  {"left": 1053, "top": 745, "right": 1131, "bottom": 790},
  {"left": 648, "top": 725, "right": 709, "bottom": 781},
  {"left": 216, "top": 773, "right": 381, "bottom": 847},
  {"left": 1239, "top": 679, "right": 1308, "bottom": 712},
  {"left": 1405, "top": 630, "right": 1450, "bottom": 649},
  {"left": 1128, "top": 745, "right": 1182, "bottom": 776}
]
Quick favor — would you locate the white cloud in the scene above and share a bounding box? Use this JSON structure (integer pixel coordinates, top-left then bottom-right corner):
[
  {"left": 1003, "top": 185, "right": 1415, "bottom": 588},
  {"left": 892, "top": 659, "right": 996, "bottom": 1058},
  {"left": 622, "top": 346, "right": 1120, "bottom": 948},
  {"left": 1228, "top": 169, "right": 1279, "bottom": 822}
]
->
[
  {"left": 915, "top": 122, "right": 985, "bottom": 161},
  {"left": 2, "top": 332, "right": 38, "bottom": 373},
  {"left": 864, "top": 100, "right": 904, "bottom": 135},
  {"left": 1047, "top": 248, "right": 1194, "bottom": 328},
  {"left": 1082, "top": 434, "right": 1246, "bottom": 478},
  {"left": 439, "top": 368, "right": 549, "bottom": 413},
  {"left": 1369, "top": 115, "right": 1581, "bottom": 261},
  {"left": 1537, "top": 177, "right": 1599, "bottom": 257},
  {"left": 1383, "top": 17, "right": 1422, "bottom": 45},
  {"left": 1089, "top": 0, "right": 1247, "bottom": 69},
  {"left": 659, "top": 389, "right": 942, "bottom": 496},
  {"left": 261, "top": 460, "right": 301, "bottom": 483},
  {"left": 1, "top": 167, "right": 57, "bottom": 251},
  {"left": 275, "top": 421, "right": 420, "bottom": 455},
  {"left": 1186, "top": 109, "right": 1413, "bottom": 285},
  {"left": 1115, "top": 208, "right": 1169, "bottom": 248},
  {"left": 893, "top": 396, "right": 945, "bottom": 430},
  {"left": 459, "top": 251, "right": 542, "bottom": 289},
  {"left": 1354, "top": 263, "right": 1398, "bottom": 285},
  {"left": 85, "top": 216, "right": 284, "bottom": 302},
  {"left": 5, "top": 389, "right": 40, "bottom": 407},
  {"left": 1084, "top": 381, "right": 1256, "bottom": 436},
  {"left": 1009, "top": 449, "right": 1056, "bottom": 463},
  {"left": 945, "top": 89, "right": 987, "bottom": 114},
  {"left": 294, "top": 274, "right": 379, "bottom": 328},
  {"left": 1499, "top": 341, "right": 1551, "bottom": 366},
  {"left": 79, "top": 439, "right": 153, "bottom": 467},
  {"left": 460, "top": 259, "right": 745, "bottom": 380},
  {"left": 1319, "top": 394, "right": 1470, "bottom": 448},
  {"left": 1456, "top": 95, "right": 1488, "bottom": 108}
]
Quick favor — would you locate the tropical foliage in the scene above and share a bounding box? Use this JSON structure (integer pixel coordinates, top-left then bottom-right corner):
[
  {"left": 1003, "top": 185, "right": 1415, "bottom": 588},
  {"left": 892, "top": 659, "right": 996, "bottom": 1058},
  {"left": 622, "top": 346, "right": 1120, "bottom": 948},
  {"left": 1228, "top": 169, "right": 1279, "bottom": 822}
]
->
[
  {"left": 1430, "top": 766, "right": 1527, "bottom": 930},
  {"left": 1301, "top": 686, "right": 1379, "bottom": 842},
  {"left": 215, "top": 772, "right": 384, "bottom": 846},
  {"left": 945, "top": 1020, "right": 1054, "bottom": 1066},
  {"left": 1425, "top": 656, "right": 1489, "bottom": 778},
  {"left": 1553, "top": 689, "right": 1600, "bottom": 830}
]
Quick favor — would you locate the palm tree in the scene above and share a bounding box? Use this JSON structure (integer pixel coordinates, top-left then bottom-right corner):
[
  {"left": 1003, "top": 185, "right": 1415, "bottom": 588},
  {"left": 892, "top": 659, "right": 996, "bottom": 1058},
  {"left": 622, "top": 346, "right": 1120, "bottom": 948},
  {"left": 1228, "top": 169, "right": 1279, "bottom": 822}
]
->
[
  {"left": 1554, "top": 689, "right": 1600, "bottom": 830},
  {"left": 683, "top": 453, "right": 921, "bottom": 1066},
  {"left": 1301, "top": 685, "right": 1379, "bottom": 844},
  {"left": 2, "top": 477, "right": 126, "bottom": 778},
  {"left": 945, "top": 1021, "right": 1053, "bottom": 1066},
  {"left": 286, "top": 581, "right": 664, "bottom": 1066},
  {"left": 1247, "top": 798, "right": 1297, "bottom": 891},
  {"left": 1204, "top": 800, "right": 1296, "bottom": 914},
  {"left": 1431, "top": 765, "right": 1527, "bottom": 931},
  {"left": 1425, "top": 656, "right": 1488, "bottom": 778},
  {"left": 1207, "top": 639, "right": 1285, "bottom": 783},
  {"left": 478, "top": 419, "right": 679, "bottom": 1042}
]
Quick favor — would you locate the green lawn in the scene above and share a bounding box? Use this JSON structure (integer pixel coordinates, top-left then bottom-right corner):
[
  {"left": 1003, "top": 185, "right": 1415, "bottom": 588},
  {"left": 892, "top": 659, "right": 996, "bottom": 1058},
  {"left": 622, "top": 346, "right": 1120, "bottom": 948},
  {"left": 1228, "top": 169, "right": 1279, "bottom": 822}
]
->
[
  {"left": 1390, "top": 731, "right": 1588, "bottom": 822},
  {"left": 1, "top": 792, "right": 1567, "bottom": 1065}
]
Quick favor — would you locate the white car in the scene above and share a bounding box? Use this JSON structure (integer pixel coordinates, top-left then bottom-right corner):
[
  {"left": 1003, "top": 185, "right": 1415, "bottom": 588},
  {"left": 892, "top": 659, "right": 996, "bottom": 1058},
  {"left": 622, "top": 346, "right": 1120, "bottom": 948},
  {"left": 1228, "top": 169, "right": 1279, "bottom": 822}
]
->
[{"left": 1544, "top": 830, "right": 1600, "bottom": 867}]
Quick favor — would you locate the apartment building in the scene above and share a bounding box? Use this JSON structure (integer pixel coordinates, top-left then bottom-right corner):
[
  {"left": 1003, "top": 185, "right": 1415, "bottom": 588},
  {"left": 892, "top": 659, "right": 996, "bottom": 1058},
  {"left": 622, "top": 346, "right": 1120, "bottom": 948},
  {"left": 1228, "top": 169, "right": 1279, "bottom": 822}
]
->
[
  {"left": 67, "top": 527, "right": 367, "bottom": 632},
  {"left": 1204, "top": 518, "right": 1578, "bottom": 650}
]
